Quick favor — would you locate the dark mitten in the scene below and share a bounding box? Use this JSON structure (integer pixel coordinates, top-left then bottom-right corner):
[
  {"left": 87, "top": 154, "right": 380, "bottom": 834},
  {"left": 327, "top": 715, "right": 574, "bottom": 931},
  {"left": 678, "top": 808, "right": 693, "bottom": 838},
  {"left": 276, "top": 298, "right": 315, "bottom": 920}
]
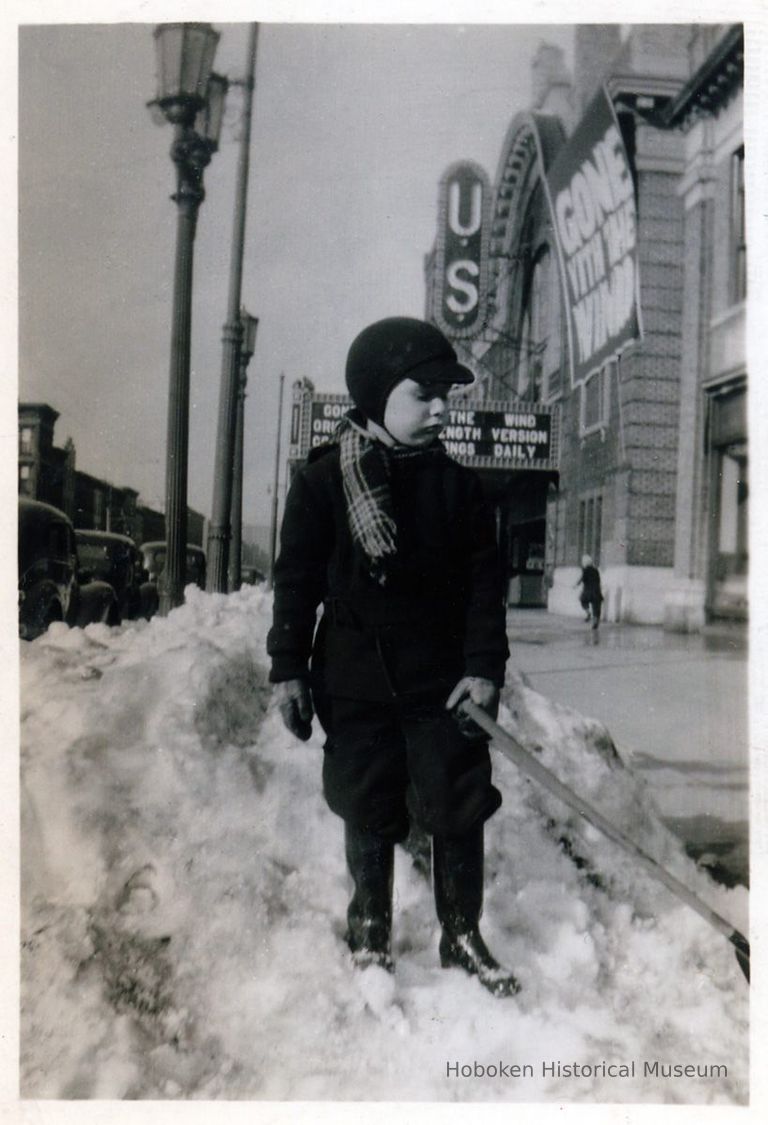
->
[{"left": 273, "top": 679, "right": 314, "bottom": 741}]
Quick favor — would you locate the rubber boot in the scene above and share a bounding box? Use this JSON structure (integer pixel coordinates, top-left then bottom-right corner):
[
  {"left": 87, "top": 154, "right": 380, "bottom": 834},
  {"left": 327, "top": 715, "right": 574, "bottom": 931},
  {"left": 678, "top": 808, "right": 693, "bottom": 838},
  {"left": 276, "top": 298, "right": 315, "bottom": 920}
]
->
[
  {"left": 433, "top": 826, "right": 520, "bottom": 998},
  {"left": 344, "top": 823, "right": 395, "bottom": 972}
]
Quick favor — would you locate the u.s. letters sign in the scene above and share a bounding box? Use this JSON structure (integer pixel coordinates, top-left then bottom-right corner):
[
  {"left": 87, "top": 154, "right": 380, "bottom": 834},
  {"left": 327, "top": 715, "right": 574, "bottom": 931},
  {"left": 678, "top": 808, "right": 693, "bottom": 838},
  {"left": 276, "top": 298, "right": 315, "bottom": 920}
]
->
[{"left": 433, "top": 161, "right": 491, "bottom": 340}]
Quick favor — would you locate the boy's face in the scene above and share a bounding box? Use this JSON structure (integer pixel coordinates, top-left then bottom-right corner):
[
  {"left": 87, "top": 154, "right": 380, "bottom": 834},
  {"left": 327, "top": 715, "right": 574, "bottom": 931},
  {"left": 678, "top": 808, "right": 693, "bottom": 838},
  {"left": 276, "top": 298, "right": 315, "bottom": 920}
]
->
[{"left": 382, "top": 377, "right": 451, "bottom": 447}]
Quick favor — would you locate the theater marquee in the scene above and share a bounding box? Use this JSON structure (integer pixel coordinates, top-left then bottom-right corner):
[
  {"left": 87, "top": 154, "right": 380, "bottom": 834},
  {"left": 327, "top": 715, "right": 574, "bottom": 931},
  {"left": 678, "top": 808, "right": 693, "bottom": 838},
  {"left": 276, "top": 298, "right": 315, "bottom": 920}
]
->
[{"left": 289, "top": 384, "right": 559, "bottom": 473}]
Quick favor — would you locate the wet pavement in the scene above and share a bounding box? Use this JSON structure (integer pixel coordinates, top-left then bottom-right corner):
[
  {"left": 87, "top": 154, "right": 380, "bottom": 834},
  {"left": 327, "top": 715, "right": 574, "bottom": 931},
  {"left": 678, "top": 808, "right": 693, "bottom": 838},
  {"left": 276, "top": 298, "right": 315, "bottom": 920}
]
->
[{"left": 504, "top": 608, "right": 748, "bottom": 886}]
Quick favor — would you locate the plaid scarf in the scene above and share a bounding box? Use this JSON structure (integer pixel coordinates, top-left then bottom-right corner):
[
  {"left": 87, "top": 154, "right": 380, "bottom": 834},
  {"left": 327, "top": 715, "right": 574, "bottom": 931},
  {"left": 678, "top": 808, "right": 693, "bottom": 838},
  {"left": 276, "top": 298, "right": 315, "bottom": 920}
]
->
[{"left": 337, "top": 413, "right": 441, "bottom": 586}]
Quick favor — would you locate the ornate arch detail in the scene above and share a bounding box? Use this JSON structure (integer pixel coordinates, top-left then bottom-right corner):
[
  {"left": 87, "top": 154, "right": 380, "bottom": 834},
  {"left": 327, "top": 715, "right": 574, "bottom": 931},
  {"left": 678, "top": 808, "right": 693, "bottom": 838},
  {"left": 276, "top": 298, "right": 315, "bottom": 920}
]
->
[{"left": 487, "top": 112, "right": 566, "bottom": 309}]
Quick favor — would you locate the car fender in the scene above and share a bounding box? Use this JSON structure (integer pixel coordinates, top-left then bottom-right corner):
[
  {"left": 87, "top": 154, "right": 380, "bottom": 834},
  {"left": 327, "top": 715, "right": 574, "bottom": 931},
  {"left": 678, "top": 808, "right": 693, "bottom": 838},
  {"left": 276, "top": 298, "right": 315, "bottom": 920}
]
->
[
  {"left": 70, "top": 580, "right": 118, "bottom": 629},
  {"left": 19, "top": 581, "right": 65, "bottom": 640},
  {"left": 138, "top": 581, "right": 160, "bottom": 620}
]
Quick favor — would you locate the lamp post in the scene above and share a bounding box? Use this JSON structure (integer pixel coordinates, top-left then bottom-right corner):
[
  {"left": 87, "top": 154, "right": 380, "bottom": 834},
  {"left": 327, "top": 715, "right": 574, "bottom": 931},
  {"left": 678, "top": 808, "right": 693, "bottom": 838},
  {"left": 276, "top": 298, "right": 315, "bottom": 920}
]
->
[
  {"left": 228, "top": 310, "right": 258, "bottom": 591},
  {"left": 149, "top": 22, "right": 225, "bottom": 615},
  {"left": 207, "top": 23, "right": 259, "bottom": 593}
]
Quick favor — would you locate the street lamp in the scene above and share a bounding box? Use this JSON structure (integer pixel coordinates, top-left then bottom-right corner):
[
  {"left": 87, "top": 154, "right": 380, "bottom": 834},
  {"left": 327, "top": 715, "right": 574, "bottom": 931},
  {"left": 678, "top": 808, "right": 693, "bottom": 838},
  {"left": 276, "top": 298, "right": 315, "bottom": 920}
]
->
[
  {"left": 149, "top": 22, "right": 225, "bottom": 615},
  {"left": 228, "top": 310, "right": 259, "bottom": 591}
]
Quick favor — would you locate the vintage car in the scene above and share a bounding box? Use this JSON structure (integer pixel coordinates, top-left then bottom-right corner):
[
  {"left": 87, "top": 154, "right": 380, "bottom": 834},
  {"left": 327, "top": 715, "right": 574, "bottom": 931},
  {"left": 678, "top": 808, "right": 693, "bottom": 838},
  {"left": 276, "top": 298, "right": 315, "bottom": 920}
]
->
[
  {"left": 75, "top": 529, "right": 159, "bottom": 623},
  {"left": 240, "top": 564, "right": 265, "bottom": 585},
  {"left": 18, "top": 499, "right": 118, "bottom": 640},
  {"left": 139, "top": 541, "right": 207, "bottom": 591}
]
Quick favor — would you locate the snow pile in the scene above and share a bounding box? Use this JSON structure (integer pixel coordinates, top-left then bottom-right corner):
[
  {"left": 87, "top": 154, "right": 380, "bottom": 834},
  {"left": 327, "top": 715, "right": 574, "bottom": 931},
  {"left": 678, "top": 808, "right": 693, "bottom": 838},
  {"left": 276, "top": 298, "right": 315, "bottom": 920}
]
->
[{"left": 20, "top": 586, "right": 748, "bottom": 1103}]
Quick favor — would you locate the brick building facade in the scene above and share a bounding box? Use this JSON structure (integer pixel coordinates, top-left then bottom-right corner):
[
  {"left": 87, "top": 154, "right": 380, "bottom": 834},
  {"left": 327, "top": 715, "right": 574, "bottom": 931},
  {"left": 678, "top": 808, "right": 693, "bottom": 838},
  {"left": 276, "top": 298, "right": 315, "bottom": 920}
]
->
[
  {"left": 18, "top": 402, "right": 205, "bottom": 548},
  {"left": 664, "top": 26, "right": 746, "bottom": 625},
  {"left": 18, "top": 404, "right": 74, "bottom": 513},
  {"left": 424, "top": 23, "right": 745, "bottom": 625}
]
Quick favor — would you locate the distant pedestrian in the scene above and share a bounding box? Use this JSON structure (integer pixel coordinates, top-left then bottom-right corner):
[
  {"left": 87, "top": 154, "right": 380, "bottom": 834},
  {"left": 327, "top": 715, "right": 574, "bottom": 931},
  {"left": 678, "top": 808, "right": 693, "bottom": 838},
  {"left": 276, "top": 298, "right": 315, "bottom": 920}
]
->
[
  {"left": 576, "top": 554, "right": 603, "bottom": 629},
  {"left": 267, "top": 316, "right": 519, "bottom": 997}
]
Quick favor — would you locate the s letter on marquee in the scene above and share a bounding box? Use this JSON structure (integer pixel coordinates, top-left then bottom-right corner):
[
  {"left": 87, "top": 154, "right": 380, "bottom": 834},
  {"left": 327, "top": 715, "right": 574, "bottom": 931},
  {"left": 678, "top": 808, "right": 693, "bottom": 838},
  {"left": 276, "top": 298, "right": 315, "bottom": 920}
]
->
[{"left": 434, "top": 161, "right": 491, "bottom": 340}]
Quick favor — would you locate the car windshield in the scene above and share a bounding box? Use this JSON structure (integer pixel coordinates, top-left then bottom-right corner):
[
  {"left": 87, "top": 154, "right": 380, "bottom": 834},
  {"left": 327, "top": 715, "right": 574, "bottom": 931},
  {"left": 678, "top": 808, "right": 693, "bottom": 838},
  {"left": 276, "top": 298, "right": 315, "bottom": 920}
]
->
[
  {"left": 77, "top": 542, "right": 111, "bottom": 576},
  {"left": 186, "top": 551, "right": 205, "bottom": 583},
  {"left": 143, "top": 547, "right": 204, "bottom": 585},
  {"left": 145, "top": 549, "right": 166, "bottom": 574},
  {"left": 19, "top": 509, "right": 73, "bottom": 573}
]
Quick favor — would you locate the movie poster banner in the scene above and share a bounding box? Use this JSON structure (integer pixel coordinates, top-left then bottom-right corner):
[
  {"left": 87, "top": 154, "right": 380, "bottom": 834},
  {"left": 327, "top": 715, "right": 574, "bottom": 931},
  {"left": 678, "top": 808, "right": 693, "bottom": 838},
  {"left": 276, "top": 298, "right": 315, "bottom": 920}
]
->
[{"left": 542, "top": 87, "right": 642, "bottom": 386}]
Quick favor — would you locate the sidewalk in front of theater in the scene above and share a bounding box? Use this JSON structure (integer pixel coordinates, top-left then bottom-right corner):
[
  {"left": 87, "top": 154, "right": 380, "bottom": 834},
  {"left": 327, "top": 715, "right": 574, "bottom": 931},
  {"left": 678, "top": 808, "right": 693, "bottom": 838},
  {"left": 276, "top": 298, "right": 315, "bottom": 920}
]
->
[{"left": 504, "top": 608, "right": 748, "bottom": 886}]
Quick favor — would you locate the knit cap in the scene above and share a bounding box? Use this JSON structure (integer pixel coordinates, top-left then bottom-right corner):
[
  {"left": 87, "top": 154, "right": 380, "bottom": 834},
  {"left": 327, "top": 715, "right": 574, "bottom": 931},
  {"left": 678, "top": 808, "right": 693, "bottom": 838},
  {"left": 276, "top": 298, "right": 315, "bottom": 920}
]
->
[{"left": 345, "top": 316, "right": 473, "bottom": 424}]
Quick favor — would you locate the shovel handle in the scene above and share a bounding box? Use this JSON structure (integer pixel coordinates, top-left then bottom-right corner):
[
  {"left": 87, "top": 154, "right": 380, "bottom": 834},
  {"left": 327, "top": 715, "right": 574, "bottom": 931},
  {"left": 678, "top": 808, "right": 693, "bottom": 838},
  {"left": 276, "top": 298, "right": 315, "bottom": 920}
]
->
[{"left": 464, "top": 701, "right": 749, "bottom": 973}]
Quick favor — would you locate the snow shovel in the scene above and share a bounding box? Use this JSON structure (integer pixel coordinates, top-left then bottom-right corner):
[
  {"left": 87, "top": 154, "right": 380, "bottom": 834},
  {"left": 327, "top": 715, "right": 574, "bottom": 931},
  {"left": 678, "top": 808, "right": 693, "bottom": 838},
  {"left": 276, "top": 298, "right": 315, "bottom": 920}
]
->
[{"left": 463, "top": 701, "right": 750, "bottom": 983}]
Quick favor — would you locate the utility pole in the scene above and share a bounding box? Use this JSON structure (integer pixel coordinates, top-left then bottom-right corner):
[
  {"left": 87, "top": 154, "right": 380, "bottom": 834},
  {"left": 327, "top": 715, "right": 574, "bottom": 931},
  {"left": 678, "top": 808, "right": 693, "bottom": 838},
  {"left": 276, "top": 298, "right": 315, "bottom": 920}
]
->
[
  {"left": 267, "top": 373, "right": 285, "bottom": 588},
  {"left": 229, "top": 366, "right": 247, "bottom": 591},
  {"left": 207, "top": 22, "right": 259, "bottom": 592},
  {"left": 228, "top": 311, "right": 258, "bottom": 591}
]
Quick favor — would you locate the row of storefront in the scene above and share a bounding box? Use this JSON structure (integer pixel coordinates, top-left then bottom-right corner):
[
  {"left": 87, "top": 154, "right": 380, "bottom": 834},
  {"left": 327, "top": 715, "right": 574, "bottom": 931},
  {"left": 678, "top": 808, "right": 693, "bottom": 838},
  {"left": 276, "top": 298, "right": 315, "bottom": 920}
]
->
[{"left": 288, "top": 24, "right": 746, "bottom": 627}]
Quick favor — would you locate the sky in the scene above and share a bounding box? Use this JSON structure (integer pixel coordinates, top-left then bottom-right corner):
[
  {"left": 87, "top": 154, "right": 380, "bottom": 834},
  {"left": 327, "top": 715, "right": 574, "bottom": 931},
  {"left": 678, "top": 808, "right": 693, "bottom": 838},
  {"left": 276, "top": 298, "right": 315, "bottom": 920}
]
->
[{"left": 18, "top": 19, "right": 574, "bottom": 526}]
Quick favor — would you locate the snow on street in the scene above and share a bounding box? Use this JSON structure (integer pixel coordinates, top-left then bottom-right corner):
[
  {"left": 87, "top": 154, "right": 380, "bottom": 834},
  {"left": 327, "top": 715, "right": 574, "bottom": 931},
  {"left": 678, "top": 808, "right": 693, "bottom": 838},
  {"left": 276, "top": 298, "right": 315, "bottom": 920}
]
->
[{"left": 19, "top": 586, "right": 748, "bottom": 1103}]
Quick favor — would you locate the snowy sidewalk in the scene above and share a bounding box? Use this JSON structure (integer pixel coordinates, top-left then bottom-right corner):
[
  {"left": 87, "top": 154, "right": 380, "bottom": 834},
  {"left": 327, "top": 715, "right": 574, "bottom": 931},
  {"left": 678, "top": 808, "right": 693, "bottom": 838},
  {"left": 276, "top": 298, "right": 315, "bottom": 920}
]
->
[
  {"left": 505, "top": 609, "right": 748, "bottom": 884},
  {"left": 18, "top": 588, "right": 749, "bottom": 1102}
]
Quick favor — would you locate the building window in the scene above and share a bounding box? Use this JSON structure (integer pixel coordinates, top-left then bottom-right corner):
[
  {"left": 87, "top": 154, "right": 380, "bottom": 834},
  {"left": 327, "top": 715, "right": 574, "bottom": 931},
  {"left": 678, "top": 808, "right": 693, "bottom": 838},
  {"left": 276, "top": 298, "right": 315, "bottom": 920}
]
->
[
  {"left": 578, "top": 491, "right": 603, "bottom": 564},
  {"left": 541, "top": 247, "right": 563, "bottom": 402},
  {"left": 730, "top": 146, "right": 746, "bottom": 304},
  {"left": 528, "top": 250, "right": 548, "bottom": 402},
  {"left": 517, "top": 305, "right": 533, "bottom": 400},
  {"left": 558, "top": 498, "right": 567, "bottom": 565},
  {"left": 580, "top": 362, "right": 612, "bottom": 434},
  {"left": 19, "top": 427, "right": 33, "bottom": 455},
  {"left": 516, "top": 246, "right": 563, "bottom": 403},
  {"left": 717, "top": 444, "right": 747, "bottom": 574},
  {"left": 19, "top": 465, "right": 32, "bottom": 495}
]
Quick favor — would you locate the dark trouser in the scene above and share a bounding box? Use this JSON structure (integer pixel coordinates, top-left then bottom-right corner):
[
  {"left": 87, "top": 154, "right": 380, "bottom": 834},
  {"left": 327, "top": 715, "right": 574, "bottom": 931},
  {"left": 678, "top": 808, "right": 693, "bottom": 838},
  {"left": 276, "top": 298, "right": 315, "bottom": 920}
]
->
[
  {"left": 321, "top": 694, "right": 502, "bottom": 842},
  {"left": 580, "top": 593, "right": 602, "bottom": 624},
  {"left": 327, "top": 696, "right": 518, "bottom": 991}
]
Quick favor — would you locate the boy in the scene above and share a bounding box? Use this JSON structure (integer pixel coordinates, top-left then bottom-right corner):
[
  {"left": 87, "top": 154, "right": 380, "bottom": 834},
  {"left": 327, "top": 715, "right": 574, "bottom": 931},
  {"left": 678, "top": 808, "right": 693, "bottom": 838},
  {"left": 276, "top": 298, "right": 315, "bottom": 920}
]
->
[{"left": 267, "top": 316, "right": 519, "bottom": 997}]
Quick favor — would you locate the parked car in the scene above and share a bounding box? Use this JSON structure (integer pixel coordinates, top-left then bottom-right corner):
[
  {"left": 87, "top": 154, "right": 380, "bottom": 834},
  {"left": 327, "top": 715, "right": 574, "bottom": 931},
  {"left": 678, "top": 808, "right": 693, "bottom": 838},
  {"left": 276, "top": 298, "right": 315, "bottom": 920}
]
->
[
  {"left": 75, "top": 529, "right": 159, "bottom": 623},
  {"left": 139, "top": 541, "right": 207, "bottom": 591},
  {"left": 240, "top": 565, "right": 265, "bottom": 585},
  {"left": 18, "top": 499, "right": 118, "bottom": 640}
]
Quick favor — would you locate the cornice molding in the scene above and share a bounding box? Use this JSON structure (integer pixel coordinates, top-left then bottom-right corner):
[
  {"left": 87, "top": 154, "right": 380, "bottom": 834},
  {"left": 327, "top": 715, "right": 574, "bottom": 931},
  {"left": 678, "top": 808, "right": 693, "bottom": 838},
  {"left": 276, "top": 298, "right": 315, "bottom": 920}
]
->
[{"left": 662, "top": 25, "right": 743, "bottom": 131}]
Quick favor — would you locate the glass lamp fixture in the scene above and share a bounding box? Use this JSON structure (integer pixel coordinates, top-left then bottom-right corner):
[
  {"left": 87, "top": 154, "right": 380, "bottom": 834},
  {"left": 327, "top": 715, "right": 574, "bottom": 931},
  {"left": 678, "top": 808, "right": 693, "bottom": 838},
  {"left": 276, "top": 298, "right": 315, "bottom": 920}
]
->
[
  {"left": 152, "top": 22, "right": 220, "bottom": 124},
  {"left": 240, "top": 310, "right": 259, "bottom": 359},
  {"left": 195, "top": 73, "right": 228, "bottom": 150}
]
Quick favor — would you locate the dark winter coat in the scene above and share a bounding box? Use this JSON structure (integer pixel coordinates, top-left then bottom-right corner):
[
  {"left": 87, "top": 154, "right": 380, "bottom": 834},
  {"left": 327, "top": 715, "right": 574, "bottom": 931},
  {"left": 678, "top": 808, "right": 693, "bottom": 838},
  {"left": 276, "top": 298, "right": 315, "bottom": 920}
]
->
[
  {"left": 579, "top": 564, "right": 602, "bottom": 603},
  {"left": 267, "top": 442, "right": 509, "bottom": 704}
]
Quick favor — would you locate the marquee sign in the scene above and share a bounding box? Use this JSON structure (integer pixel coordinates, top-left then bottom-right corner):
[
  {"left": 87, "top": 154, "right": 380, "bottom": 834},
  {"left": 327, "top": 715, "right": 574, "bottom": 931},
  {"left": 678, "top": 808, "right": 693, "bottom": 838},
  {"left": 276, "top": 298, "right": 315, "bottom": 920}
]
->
[
  {"left": 433, "top": 161, "right": 491, "bottom": 340},
  {"left": 538, "top": 87, "right": 642, "bottom": 386},
  {"left": 288, "top": 384, "right": 559, "bottom": 473},
  {"left": 440, "top": 406, "right": 552, "bottom": 465}
]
